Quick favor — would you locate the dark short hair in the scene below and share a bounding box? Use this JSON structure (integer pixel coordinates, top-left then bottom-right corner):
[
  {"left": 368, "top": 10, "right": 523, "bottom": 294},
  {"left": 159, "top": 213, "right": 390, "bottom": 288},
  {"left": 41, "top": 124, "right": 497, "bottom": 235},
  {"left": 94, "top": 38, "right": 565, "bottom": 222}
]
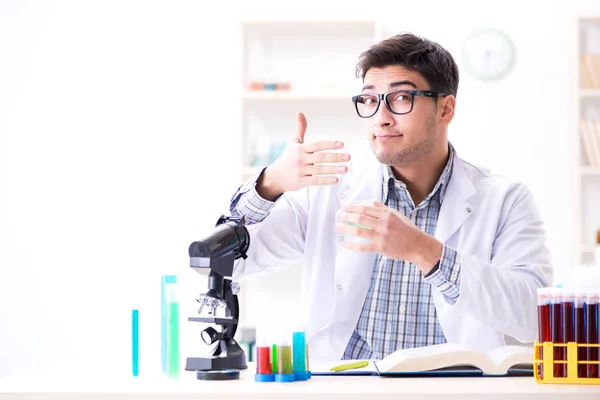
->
[{"left": 355, "top": 33, "right": 459, "bottom": 97}]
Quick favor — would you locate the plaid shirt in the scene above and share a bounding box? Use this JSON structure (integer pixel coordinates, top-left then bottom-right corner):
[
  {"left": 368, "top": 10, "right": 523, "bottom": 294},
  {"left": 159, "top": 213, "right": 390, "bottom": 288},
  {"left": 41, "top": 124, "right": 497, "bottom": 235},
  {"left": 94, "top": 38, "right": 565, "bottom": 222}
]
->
[
  {"left": 342, "top": 147, "right": 461, "bottom": 360},
  {"left": 230, "top": 147, "right": 462, "bottom": 360}
]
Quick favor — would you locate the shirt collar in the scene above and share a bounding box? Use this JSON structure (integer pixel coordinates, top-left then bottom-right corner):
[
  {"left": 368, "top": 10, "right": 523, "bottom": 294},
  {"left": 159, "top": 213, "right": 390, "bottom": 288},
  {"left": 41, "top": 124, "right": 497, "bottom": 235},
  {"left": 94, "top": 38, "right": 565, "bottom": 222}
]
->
[{"left": 382, "top": 143, "right": 455, "bottom": 205}]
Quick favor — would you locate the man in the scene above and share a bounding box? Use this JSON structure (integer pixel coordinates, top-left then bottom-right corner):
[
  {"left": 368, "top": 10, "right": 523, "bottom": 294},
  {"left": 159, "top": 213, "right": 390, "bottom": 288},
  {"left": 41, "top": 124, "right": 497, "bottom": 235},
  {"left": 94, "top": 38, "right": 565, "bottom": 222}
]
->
[{"left": 227, "top": 33, "right": 552, "bottom": 361}]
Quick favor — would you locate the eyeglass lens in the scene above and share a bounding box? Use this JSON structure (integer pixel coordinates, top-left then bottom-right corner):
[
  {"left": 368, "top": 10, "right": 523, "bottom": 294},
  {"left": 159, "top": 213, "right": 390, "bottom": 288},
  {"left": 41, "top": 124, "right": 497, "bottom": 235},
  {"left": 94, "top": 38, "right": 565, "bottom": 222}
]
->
[{"left": 355, "top": 91, "right": 413, "bottom": 117}]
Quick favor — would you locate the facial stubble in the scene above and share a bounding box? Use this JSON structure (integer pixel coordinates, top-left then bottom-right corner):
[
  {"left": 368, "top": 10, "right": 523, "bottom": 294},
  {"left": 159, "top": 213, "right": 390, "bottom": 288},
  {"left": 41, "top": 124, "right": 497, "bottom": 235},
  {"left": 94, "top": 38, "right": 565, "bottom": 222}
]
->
[{"left": 372, "top": 115, "right": 438, "bottom": 167}]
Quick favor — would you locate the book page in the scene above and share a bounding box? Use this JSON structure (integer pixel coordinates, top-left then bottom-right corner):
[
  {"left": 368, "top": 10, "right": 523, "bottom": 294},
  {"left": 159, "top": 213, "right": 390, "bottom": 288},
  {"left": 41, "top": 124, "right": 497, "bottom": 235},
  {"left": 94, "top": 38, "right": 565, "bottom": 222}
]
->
[
  {"left": 488, "top": 345, "right": 533, "bottom": 374},
  {"left": 374, "top": 343, "right": 498, "bottom": 375}
]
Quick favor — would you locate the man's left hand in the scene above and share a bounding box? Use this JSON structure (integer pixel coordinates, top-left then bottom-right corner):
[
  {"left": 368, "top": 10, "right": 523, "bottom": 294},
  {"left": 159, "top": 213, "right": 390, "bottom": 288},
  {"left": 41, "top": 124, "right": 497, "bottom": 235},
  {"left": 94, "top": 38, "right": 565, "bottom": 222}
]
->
[{"left": 336, "top": 201, "right": 443, "bottom": 274}]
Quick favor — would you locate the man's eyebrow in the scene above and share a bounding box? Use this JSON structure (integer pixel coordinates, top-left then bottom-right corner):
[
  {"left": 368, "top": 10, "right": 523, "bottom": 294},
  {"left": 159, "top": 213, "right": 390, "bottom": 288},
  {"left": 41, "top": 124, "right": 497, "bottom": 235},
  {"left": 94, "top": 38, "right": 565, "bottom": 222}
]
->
[
  {"left": 361, "top": 80, "right": 418, "bottom": 91},
  {"left": 390, "top": 80, "right": 417, "bottom": 89}
]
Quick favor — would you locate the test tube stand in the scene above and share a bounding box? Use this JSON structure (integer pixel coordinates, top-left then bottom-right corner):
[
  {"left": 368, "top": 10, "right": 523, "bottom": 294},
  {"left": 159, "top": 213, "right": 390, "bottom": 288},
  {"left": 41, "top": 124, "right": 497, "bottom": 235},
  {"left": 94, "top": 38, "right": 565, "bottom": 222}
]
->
[{"left": 534, "top": 341, "right": 600, "bottom": 384}]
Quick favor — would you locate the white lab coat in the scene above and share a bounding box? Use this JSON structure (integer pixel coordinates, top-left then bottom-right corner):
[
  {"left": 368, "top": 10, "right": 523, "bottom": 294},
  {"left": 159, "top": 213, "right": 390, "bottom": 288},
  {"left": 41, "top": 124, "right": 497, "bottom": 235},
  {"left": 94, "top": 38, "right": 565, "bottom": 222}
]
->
[{"left": 232, "top": 154, "right": 553, "bottom": 362}]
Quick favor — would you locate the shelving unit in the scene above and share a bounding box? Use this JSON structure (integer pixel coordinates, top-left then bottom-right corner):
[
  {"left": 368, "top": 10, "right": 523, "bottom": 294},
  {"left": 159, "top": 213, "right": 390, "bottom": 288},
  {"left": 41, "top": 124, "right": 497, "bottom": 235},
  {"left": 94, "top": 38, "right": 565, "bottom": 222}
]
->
[
  {"left": 572, "top": 17, "right": 600, "bottom": 267},
  {"left": 581, "top": 166, "right": 600, "bottom": 176},
  {"left": 581, "top": 88, "right": 600, "bottom": 98},
  {"left": 236, "top": 20, "right": 387, "bottom": 335},
  {"left": 242, "top": 91, "right": 352, "bottom": 101}
]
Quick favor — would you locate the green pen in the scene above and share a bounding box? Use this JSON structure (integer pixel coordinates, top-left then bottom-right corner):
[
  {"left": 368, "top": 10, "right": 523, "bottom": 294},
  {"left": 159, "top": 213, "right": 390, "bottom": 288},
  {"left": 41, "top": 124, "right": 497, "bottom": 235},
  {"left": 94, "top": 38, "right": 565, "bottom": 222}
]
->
[{"left": 330, "top": 360, "right": 369, "bottom": 372}]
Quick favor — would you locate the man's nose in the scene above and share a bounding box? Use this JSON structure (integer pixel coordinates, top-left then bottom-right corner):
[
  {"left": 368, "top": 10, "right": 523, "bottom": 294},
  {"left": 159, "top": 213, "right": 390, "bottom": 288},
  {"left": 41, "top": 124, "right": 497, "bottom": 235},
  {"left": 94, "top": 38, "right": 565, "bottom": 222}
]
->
[{"left": 373, "top": 100, "right": 395, "bottom": 128}]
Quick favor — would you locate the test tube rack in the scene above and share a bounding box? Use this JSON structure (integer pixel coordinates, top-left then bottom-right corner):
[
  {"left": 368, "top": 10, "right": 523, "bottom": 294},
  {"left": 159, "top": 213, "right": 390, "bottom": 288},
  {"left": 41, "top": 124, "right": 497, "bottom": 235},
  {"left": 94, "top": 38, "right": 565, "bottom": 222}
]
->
[
  {"left": 534, "top": 341, "right": 600, "bottom": 384},
  {"left": 255, "top": 330, "right": 311, "bottom": 383}
]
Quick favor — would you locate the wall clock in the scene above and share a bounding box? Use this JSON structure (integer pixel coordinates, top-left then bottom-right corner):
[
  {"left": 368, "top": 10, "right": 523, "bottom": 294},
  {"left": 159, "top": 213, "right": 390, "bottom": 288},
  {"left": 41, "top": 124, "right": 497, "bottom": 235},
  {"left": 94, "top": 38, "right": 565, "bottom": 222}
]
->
[{"left": 461, "top": 28, "right": 516, "bottom": 81}]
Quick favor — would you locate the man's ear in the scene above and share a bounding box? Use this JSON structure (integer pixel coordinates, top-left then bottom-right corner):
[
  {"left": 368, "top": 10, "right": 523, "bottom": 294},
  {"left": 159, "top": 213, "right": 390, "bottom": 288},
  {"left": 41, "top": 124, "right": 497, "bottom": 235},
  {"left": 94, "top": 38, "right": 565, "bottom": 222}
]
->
[{"left": 439, "top": 95, "right": 456, "bottom": 126}]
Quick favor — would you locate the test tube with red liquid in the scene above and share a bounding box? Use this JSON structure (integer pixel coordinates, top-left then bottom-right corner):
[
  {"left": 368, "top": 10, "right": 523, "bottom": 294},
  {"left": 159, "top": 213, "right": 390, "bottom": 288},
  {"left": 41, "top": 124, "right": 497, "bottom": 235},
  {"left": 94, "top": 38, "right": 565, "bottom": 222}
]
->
[
  {"left": 551, "top": 288, "right": 566, "bottom": 378},
  {"left": 574, "top": 291, "right": 587, "bottom": 378},
  {"left": 254, "top": 328, "right": 274, "bottom": 382},
  {"left": 562, "top": 289, "right": 574, "bottom": 376},
  {"left": 586, "top": 291, "right": 599, "bottom": 378},
  {"left": 537, "top": 287, "right": 551, "bottom": 378},
  {"left": 598, "top": 289, "right": 600, "bottom": 378},
  {"left": 597, "top": 289, "right": 600, "bottom": 378}
]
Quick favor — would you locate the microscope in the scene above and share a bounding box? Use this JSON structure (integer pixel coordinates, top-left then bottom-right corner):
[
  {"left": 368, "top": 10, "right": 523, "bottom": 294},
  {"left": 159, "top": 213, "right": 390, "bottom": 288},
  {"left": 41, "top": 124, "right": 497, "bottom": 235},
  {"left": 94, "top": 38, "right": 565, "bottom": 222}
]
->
[{"left": 185, "top": 215, "right": 250, "bottom": 380}]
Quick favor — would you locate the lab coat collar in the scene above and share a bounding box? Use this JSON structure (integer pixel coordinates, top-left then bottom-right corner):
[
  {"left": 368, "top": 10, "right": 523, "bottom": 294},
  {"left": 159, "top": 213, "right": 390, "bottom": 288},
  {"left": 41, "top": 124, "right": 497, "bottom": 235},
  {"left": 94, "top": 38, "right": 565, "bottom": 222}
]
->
[
  {"left": 343, "top": 144, "right": 476, "bottom": 243},
  {"left": 344, "top": 145, "right": 476, "bottom": 245},
  {"left": 434, "top": 151, "right": 477, "bottom": 243},
  {"left": 381, "top": 143, "right": 456, "bottom": 207}
]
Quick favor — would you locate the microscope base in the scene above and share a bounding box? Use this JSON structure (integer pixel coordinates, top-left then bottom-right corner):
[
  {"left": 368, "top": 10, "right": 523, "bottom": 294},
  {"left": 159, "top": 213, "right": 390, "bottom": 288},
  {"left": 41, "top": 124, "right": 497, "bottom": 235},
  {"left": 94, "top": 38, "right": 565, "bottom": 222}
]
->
[{"left": 185, "top": 342, "right": 248, "bottom": 372}]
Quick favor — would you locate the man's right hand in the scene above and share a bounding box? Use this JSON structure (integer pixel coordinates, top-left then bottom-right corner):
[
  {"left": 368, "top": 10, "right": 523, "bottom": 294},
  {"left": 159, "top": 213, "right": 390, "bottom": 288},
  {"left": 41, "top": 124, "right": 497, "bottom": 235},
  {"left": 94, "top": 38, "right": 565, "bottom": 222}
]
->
[{"left": 256, "top": 112, "right": 350, "bottom": 201}]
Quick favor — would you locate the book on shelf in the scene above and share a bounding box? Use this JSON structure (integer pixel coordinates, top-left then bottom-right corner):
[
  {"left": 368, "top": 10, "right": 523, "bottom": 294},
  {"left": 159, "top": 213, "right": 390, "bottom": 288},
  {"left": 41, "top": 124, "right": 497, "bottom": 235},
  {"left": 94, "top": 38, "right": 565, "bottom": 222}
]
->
[
  {"left": 580, "top": 119, "right": 600, "bottom": 167},
  {"left": 311, "top": 342, "right": 534, "bottom": 377},
  {"left": 581, "top": 54, "right": 600, "bottom": 89}
]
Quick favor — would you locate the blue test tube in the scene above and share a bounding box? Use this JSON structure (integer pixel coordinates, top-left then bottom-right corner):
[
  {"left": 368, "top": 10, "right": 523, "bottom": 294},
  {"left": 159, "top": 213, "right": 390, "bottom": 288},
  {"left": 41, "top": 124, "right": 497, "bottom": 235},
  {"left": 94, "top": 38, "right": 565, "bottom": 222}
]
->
[
  {"left": 132, "top": 309, "right": 139, "bottom": 377},
  {"left": 292, "top": 331, "right": 310, "bottom": 381}
]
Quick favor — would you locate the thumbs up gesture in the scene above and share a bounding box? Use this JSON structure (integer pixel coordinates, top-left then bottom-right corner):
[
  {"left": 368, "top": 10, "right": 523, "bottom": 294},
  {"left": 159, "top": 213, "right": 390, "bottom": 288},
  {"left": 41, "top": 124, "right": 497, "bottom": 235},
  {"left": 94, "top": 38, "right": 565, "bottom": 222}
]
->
[{"left": 256, "top": 112, "right": 350, "bottom": 201}]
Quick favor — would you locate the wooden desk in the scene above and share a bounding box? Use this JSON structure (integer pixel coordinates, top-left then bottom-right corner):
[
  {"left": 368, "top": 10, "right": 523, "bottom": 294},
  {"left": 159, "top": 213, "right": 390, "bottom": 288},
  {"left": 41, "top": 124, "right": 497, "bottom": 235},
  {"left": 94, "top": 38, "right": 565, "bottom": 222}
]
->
[{"left": 1, "top": 363, "right": 599, "bottom": 399}]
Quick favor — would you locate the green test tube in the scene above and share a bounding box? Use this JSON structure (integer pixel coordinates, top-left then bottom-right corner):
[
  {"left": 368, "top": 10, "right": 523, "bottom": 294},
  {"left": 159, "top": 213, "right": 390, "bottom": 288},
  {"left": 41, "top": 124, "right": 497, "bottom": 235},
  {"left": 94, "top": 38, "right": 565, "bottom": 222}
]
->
[
  {"left": 161, "top": 275, "right": 177, "bottom": 373},
  {"left": 276, "top": 345, "right": 293, "bottom": 377},
  {"left": 274, "top": 333, "right": 294, "bottom": 382},
  {"left": 165, "top": 279, "right": 180, "bottom": 377}
]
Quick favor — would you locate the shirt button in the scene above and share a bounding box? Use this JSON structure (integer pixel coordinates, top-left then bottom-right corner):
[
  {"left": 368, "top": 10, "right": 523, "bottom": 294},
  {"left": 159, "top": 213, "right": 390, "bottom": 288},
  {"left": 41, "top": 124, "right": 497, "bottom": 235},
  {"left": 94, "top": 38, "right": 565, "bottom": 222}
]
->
[
  {"left": 339, "top": 236, "right": 344, "bottom": 241},
  {"left": 340, "top": 193, "right": 346, "bottom": 199},
  {"left": 395, "top": 182, "right": 402, "bottom": 188},
  {"left": 337, "top": 285, "right": 343, "bottom": 290},
  {"left": 399, "top": 305, "right": 406, "bottom": 312},
  {"left": 450, "top": 274, "right": 458, "bottom": 281}
]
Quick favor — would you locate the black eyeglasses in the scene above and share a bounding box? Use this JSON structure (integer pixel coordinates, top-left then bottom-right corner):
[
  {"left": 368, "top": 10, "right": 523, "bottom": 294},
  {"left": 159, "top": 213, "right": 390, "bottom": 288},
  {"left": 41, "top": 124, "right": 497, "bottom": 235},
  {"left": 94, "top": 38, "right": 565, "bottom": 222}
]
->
[{"left": 351, "top": 89, "right": 447, "bottom": 118}]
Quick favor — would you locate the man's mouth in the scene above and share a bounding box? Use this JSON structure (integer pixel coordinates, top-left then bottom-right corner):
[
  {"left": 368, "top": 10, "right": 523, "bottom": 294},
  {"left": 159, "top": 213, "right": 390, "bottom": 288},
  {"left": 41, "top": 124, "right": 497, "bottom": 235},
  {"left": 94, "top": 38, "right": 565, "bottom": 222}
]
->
[{"left": 375, "top": 134, "right": 403, "bottom": 140}]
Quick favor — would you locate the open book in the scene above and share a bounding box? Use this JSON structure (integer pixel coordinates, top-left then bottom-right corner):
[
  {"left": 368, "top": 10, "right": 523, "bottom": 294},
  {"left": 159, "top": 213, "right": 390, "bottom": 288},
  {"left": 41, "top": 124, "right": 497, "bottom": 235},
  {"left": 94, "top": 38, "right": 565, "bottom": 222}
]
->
[{"left": 312, "top": 342, "right": 534, "bottom": 377}]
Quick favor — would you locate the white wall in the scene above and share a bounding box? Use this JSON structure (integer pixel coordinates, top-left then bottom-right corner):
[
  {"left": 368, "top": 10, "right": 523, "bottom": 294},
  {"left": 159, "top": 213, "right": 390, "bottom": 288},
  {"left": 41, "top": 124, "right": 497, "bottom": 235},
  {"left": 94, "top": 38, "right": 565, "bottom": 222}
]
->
[{"left": 1, "top": 0, "right": 599, "bottom": 378}]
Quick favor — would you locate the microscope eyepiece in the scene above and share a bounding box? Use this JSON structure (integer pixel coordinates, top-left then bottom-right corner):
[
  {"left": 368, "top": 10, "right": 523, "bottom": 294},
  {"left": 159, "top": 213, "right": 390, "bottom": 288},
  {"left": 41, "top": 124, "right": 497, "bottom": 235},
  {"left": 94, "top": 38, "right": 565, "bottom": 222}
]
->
[{"left": 189, "top": 215, "right": 250, "bottom": 278}]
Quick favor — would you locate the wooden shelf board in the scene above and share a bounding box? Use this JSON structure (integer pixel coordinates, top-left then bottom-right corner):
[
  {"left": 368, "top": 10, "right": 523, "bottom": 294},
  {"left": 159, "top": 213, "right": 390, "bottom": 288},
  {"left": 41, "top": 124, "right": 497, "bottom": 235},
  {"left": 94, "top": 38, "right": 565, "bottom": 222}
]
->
[
  {"left": 581, "top": 166, "right": 600, "bottom": 176},
  {"left": 581, "top": 89, "right": 600, "bottom": 97},
  {"left": 581, "top": 244, "right": 598, "bottom": 254},
  {"left": 243, "top": 91, "right": 352, "bottom": 101},
  {"left": 241, "top": 20, "right": 378, "bottom": 36}
]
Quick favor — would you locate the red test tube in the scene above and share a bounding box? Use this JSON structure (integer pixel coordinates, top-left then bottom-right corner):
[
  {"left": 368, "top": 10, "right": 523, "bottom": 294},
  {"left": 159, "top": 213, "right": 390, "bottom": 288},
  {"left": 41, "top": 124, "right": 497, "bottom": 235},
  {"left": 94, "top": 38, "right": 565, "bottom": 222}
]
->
[
  {"left": 254, "top": 328, "right": 274, "bottom": 382},
  {"left": 537, "top": 287, "right": 551, "bottom": 379},
  {"left": 586, "top": 291, "right": 599, "bottom": 378},
  {"left": 574, "top": 290, "right": 587, "bottom": 378},
  {"left": 562, "top": 289, "right": 574, "bottom": 376},
  {"left": 551, "top": 288, "right": 566, "bottom": 378},
  {"left": 597, "top": 289, "right": 600, "bottom": 378}
]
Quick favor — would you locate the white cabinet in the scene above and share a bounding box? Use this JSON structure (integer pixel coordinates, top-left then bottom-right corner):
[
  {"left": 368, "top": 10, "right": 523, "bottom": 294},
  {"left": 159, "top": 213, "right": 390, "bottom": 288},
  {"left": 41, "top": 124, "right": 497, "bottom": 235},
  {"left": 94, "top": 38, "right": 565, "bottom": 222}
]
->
[
  {"left": 236, "top": 20, "right": 386, "bottom": 333},
  {"left": 573, "top": 17, "right": 600, "bottom": 266}
]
